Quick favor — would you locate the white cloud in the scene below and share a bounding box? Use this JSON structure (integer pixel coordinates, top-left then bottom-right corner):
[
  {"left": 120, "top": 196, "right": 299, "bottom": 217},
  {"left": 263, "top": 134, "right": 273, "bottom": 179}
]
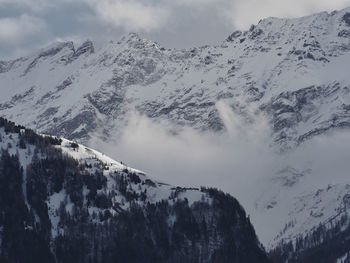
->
[
  {"left": 84, "top": 0, "right": 170, "bottom": 31},
  {"left": 90, "top": 102, "right": 274, "bottom": 207},
  {"left": 225, "top": 0, "right": 350, "bottom": 29},
  {"left": 82, "top": 0, "right": 350, "bottom": 32},
  {"left": 1, "top": 0, "right": 350, "bottom": 57},
  {"left": 78, "top": 0, "right": 350, "bottom": 43},
  {"left": 174, "top": 0, "right": 219, "bottom": 7},
  {"left": 88, "top": 101, "right": 350, "bottom": 244},
  {"left": 0, "top": 0, "right": 53, "bottom": 12},
  {"left": 0, "top": 14, "right": 48, "bottom": 44}
]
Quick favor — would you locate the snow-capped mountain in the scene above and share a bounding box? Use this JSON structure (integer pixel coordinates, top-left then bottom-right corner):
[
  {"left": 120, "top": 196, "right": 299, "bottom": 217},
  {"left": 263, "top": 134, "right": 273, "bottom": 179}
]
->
[
  {"left": 1, "top": 8, "right": 349, "bottom": 149},
  {"left": 1, "top": 6, "right": 350, "bottom": 262},
  {"left": 0, "top": 117, "right": 269, "bottom": 263}
]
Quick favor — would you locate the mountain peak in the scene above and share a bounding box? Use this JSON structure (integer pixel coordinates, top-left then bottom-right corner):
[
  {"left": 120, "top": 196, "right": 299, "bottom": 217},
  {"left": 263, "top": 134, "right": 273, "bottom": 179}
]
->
[
  {"left": 36, "top": 41, "right": 75, "bottom": 57},
  {"left": 117, "top": 32, "right": 142, "bottom": 44},
  {"left": 116, "top": 32, "right": 161, "bottom": 50},
  {"left": 74, "top": 40, "right": 95, "bottom": 57},
  {"left": 342, "top": 11, "right": 350, "bottom": 26}
]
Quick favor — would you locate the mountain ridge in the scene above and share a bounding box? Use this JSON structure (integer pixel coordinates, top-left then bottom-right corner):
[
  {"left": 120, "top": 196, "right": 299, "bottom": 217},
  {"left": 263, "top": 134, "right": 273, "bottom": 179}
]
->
[{"left": 1, "top": 7, "right": 350, "bottom": 148}]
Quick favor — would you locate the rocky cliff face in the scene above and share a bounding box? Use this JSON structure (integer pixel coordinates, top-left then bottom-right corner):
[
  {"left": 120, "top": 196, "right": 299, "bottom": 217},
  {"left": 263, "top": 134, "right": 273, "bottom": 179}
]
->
[{"left": 1, "top": 8, "right": 350, "bottom": 149}]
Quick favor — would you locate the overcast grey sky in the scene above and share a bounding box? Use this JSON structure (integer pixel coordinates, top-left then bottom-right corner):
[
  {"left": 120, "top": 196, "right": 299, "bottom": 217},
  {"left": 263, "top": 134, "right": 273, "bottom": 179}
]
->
[{"left": 1, "top": 0, "right": 350, "bottom": 58}]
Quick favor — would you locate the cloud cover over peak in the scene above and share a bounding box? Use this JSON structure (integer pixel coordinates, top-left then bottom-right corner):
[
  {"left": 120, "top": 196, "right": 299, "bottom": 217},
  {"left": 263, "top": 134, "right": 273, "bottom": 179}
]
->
[{"left": 1, "top": 0, "right": 350, "bottom": 58}]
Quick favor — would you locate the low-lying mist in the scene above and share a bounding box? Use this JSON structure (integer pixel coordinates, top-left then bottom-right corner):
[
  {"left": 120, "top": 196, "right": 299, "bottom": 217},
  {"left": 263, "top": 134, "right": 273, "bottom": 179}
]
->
[
  {"left": 92, "top": 102, "right": 274, "bottom": 206},
  {"left": 90, "top": 101, "right": 350, "bottom": 236}
]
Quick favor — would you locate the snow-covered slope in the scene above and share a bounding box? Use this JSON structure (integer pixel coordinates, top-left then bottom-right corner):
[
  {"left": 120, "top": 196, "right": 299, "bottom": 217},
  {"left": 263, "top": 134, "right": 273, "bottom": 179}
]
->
[
  {"left": 0, "top": 119, "right": 210, "bottom": 222},
  {"left": 256, "top": 172, "right": 350, "bottom": 247},
  {"left": 0, "top": 118, "right": 270, "bottom": 263},
  {"left": 0, "top": 8, "right": 350, "bottom": 149},
  {"left": 1, "top": 6, "right": 350, "bottom": 257}
]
